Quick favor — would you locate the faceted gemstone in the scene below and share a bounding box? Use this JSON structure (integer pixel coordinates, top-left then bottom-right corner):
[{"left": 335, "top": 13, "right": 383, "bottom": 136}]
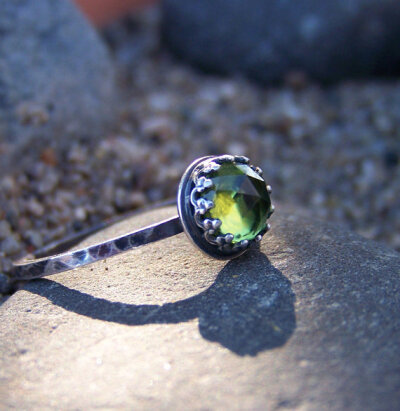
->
[{"left": 202, "top": 162, "right": 272, "bottom": 243}]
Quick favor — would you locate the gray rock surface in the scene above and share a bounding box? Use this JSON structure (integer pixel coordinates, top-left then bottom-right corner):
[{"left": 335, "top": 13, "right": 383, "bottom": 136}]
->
[
  {"left": 1, "top": 206, "right": 400, "bottom": 410},
  {"left": 0, "top": 0, "right": 116, "bottom": 146},
  {"left": 162, "top": 0, "right": 400, "bottom": 83}
]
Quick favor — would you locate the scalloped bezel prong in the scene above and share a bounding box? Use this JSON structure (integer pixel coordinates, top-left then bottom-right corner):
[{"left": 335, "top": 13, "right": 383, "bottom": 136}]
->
[
  {"left": 220, "top": 243, "right": 233, "bottom": 253},
  {"left": 211, "top": 219, "right": 222, "bottom": 230},
  {"left": 233, "top": 239, "right": 249, "bottom": 251},
  {"left": 195, "top": 198, "right": 214, "bottom": 215},
  {"left": 203, "top": 219, "right": 213, "bottom": 229},
  {"left": 234, "top": 155, "right": 250, "bottom": 164},
  {"left": 224, "top": 234, "right": 234, "bottom": 244},
  {"left": 196, "top": 176, "right": 214, "bottom": 192},
  {"left": 215, "top": 155, "right": 235, "bottom": 164},
  {"left": 201, "top": 161, "right": 221, "bottom": 175}
]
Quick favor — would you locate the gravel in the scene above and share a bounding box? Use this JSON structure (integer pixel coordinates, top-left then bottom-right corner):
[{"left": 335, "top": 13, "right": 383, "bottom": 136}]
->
[{"left": 0, "top": 8, "right": 399, "bottom": 293}]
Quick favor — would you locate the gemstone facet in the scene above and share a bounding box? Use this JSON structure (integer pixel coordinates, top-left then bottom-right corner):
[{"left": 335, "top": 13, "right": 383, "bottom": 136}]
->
[{"left": 202, "top": 162, "right": 272, "bottom": 243}]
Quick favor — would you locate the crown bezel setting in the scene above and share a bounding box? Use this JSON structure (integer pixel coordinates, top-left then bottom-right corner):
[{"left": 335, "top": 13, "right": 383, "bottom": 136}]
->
[{"left": 177, "top": 155, "right": 274, "bottom": 260}]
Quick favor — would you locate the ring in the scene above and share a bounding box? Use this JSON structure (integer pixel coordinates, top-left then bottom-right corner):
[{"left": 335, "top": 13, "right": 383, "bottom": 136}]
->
[{"left": 9, "top": 155, "right": 274, "bottom": 281}]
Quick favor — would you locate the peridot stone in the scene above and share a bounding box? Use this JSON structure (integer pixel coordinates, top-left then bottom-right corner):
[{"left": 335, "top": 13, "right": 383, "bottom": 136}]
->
[{"left": 203, "top": 162, "right": 271, "bottom": 243}]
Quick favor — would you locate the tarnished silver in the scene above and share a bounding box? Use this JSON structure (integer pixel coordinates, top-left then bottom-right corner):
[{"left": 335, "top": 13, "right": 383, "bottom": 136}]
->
[
  {"left": 177, "top": 155, "right": 274, "bottom": 260},
  {"left": 10, "top": 215, "right": 183, "bottom": 281},
  {"left": 9, "top": 155, "right": 274, "bottom": 282}
]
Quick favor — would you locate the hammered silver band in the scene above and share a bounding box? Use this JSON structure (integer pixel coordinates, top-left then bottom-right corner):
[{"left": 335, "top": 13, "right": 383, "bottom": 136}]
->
[{"left": 10, "top": 215, "right": 183, "bottom": 282}]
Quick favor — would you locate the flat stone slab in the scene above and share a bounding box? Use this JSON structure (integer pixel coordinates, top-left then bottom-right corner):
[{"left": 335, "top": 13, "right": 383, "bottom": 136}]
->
[{"left": 1, "top": 206, "right": 400, "bottom": 410}]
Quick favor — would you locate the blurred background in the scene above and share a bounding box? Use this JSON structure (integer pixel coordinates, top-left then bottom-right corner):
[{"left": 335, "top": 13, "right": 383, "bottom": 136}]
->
[{"left": 0, "top": 0, "right": 399, "bottom": 279}]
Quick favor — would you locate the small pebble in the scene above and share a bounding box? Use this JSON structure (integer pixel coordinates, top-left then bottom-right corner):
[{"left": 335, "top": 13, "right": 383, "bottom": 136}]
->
[
  {"left": 16, "top": 101, "right": 50, "bottom": 126},
  {"left": 141, "top": 116, "right": 177, "bottom": 141},
  {"left": 24, "top": 230, "right": 43, "bottom": 249},
  {"left": 0, "top": 221, "right": 12, "bottom": 240},
  {"left": 74, "top": 207, "right": 87, "bottom": 221},
  {"left": 40, "top": 147, "right": 58, "bottom": 166},
  {"left": 1, "top": 236, "right": 21, "bottom": 256},
  {"left": 25, "top": 198, "right": 45, "bottom": 217}
]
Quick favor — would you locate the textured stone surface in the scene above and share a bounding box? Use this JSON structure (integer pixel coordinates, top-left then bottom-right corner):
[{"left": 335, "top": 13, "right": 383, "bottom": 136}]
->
[
  {"left": 0, "top": 0, "right": 116, "bottom": 147},
  {"left": 162, "top": 0, "right": 400, "bottom": 83},
  {"left": 1, "top": 205, "right": 400, "bottom": 409}
]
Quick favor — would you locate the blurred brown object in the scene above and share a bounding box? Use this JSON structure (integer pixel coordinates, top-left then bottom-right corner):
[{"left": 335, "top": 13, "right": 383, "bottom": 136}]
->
[{"left": 74, "top": 0, "right": 158, "bottom": 26}]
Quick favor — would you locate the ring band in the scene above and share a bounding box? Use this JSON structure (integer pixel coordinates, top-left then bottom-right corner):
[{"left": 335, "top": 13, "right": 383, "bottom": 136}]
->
[{"left": 10, "top": 155, "right": 274, "bottom": 282}]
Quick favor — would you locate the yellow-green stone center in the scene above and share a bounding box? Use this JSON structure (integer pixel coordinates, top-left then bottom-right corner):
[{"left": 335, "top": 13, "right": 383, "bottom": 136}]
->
[{"left": 203, "top": 163, "right": 272, "bottom": 243}]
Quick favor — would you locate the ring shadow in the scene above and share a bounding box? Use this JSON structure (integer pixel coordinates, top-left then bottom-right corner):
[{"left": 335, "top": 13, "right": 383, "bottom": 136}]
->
[{"left": 26, "top": 251, "right": 296, "bottom": 356}]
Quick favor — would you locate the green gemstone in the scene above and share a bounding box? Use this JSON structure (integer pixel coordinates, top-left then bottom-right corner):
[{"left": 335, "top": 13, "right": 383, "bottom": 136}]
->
[{"left": 203, "top": 162, "right": 272, "bottom": 243}]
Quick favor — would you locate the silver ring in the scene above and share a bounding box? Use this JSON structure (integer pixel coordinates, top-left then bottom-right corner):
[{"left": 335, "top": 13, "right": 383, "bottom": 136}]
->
[{"left": 9, "top": 155, "right": 274, "bottom": 282}]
